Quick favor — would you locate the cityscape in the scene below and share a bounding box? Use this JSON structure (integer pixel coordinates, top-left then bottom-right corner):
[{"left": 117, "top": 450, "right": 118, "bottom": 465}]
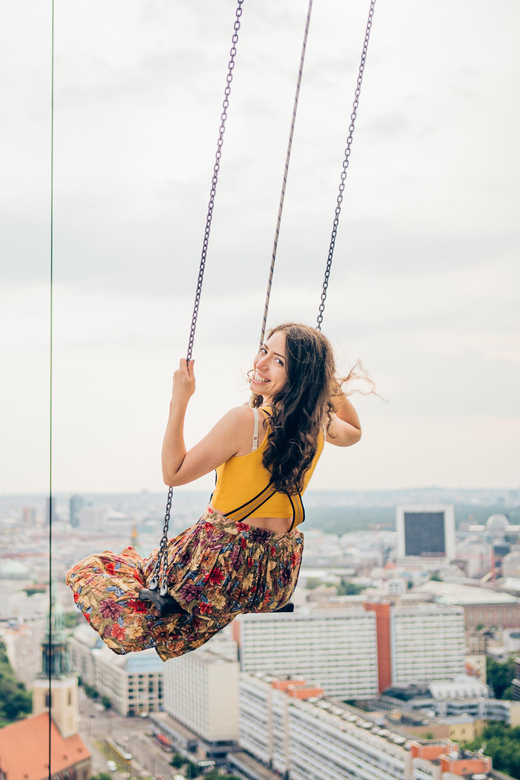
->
[{"left": 2, "top": 488, "right": 520, "bottom": 780}]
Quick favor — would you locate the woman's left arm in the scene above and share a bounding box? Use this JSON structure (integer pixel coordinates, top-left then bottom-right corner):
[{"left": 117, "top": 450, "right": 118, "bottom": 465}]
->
[{"left": 326, "top": 394, "right": 362, "bottom": 447}]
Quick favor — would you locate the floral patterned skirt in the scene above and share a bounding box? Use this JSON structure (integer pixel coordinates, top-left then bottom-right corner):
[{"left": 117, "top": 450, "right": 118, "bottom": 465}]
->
[{"left": 66, "top": 507, "right": 303, "bottom": 661}]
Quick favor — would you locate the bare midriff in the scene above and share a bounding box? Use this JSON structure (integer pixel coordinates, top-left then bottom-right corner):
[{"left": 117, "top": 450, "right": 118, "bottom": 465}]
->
[{"left": 209, "top": 503, "right": 293, "bottom": 534}]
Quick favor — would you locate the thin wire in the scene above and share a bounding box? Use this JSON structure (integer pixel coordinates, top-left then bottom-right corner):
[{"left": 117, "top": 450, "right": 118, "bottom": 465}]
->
[
  {"left": 259, "top": 0, "right": 314, "bottom": 347},
  {"left": 48, "top": 1, "right": 55, "bottom": 777}
]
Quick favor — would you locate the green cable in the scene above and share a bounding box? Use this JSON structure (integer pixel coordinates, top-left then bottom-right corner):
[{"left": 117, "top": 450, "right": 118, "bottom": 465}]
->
[{"left": 48, "top": 1, "right": 54, "bottom": 777}]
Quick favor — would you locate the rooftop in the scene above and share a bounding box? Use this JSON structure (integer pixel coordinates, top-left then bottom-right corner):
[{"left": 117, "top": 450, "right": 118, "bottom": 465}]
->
[
  {"left": 416, "top": 581, "right": 519, "bottom": 606},
  {"left": 0, "top": 713, "right": 90, "bottom": 780}
]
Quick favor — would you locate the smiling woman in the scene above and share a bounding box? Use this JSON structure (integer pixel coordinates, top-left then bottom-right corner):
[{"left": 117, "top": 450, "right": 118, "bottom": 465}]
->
[{"left": 66, "top": 323, "right": 364, "bottom": 661}]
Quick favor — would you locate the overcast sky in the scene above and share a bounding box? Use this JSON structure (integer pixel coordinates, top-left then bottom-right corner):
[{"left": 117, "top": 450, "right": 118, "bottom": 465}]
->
[{"left": 1, "top": 0, "right": 519, "bottom": 495}]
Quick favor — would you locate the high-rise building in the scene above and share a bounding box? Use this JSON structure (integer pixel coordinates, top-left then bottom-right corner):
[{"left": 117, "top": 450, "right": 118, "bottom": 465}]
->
[
  {"left": 391, "top": 604, "right": 465, "bottom": 685},
  {"left": 162, "top": 642, "right": 240, "bottom": 759},
  {"left": 396, "top": 504, "right": 455, "bottom": 561},
  {"left": 234, "top": 610, "right": 379, "bottom": 700},
  {"left": 69, "top": 495, "right": 84, "bottom": 528},
  {"left": 365, "top": 602, "right": 466, "bottom": 691}
]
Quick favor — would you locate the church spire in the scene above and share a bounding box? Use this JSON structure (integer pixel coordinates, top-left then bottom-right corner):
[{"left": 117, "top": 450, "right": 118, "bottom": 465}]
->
[{"left": 38, "top": 578, "right": 70, "bottom": 679}]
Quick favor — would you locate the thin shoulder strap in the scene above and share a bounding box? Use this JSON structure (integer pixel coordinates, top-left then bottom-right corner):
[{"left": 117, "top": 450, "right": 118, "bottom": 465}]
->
[{"left": 252, "top": 407, "right": 260, "bottom": 452}]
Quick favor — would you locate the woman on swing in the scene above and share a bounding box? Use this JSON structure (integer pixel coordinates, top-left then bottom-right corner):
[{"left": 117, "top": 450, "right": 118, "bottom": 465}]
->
[{"left": 67, "top": 322, "right": 362, "bottom": 661}]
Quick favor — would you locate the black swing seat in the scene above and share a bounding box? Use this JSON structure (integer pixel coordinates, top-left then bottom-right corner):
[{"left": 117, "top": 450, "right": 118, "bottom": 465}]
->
[{"left": 139, "top": 588, "right": 189, "bottom": 617}]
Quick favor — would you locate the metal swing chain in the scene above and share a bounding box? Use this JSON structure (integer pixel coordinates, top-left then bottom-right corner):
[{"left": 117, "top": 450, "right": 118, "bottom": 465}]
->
[
  {"left": 259, "top": 0, "right": 314, "bottom": 347},
  {"left": 316, "top": 0, "right": 376, "bottom": 332},
  {"left": 149, "top": 0, "right": 245, "bottom": 596}
]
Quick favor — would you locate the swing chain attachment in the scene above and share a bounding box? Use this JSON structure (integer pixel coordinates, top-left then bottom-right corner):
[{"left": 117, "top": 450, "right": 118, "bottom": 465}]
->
[
  {"left": 316, "top": 0, "right": 376, "bottom": 332},
  {"left": 147, "top": 0, "right": 245, "bottom": 597},
  {"left": 187, "top": 0, "right": 244, "bottom": 363},
  {"left": 148, "top": 486, "right": 173, "bottom": 594}
]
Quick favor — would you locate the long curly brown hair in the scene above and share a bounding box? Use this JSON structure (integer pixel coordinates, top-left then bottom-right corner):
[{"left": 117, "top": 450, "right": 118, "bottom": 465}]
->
[{"left": 250, "top": 323, "right": 345, "bottom": 496}]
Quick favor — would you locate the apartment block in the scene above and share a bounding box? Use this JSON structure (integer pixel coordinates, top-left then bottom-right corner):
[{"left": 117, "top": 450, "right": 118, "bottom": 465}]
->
[
  {"left": 238, "top": 674, "right": 493, "bottom": 780},
  {"left": 162, "top": 643, "right": 240, "bottom": 746},
  {"left": 391, "top": 605, "right": 465, "bottom": 684},
  {"left": 234, "top": 609, "right": 379, "bottom": 699}
]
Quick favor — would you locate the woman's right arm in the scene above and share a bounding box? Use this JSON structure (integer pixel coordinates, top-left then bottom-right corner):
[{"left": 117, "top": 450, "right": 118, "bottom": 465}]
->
[{"left": 161, "top": 359, "right": 250, "bottom": 486}]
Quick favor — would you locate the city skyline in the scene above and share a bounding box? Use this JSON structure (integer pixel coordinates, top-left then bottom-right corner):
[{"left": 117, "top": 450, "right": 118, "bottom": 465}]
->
[{"left": 1, "top": 1, "right": 519, "bottom": 494}]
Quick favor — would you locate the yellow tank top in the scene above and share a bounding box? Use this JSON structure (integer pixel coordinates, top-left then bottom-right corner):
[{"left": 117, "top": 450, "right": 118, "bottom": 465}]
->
[{"left": 211, "top": 408, "right": 324, "bottom": 526}]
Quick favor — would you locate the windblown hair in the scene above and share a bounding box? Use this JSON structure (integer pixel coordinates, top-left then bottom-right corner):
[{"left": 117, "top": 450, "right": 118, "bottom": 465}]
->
[{"left": 250, "top": 323, "right": 365, "bottom": 496}]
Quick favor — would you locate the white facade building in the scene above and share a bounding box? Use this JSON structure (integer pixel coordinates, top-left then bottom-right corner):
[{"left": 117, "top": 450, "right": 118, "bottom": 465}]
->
[
  {"left": 68, "top": 631, "right": 164, "bottom": 717},
  {"left": 238, "top": 674, "right": 493, "bottom": 780},
  {"left": 235, "top": 609, "right": 378, "bottom": 700},
  {"left": 93, "top": 646, "right": 164, "bottom": 716},
  {"left": 163, "top": 643, "right": 240, "bottom": 743},
  {"left": 69, "top": 625, "right": 103, "bottom": 687},
  {"left": 239, "top": 674, "right": 413, "bottom": 780},
  {"left": 391, "top": 605, "right": 465, "bottom": 685}
]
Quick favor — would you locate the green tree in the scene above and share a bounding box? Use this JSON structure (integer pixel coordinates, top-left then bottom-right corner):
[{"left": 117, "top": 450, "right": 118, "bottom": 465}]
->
[
  {"left": 90, "top": 773, "right": 112, "bottom": 780},
  {"left": 305, "top": 578, "right": 322, "bottom": 590},
  {"left": 101, "top": 695, "right": 112, "bottom": 710},
  {"left": 170, "top": 754, "right": 184, "bottom": 768},
  {"left": 337, "top": 580, "right": 364, "bottom": 596},
  {"left": 430, "top": 572, "right": 443, "bottom": 582},
  {"left": 0, "top": 640, "right": 32, "bottom": 723},
  {"left": 185, "top": 759, "right": 200, "bottom": 778},
  {"left": 464, "top": 722, "right": 520, "bottom": 778},
  {"left": 486, "top": 657, "right": 515, "bottom": 699},
  {"left": 82, "top": 682, "right": 99, "bottom": 700}
]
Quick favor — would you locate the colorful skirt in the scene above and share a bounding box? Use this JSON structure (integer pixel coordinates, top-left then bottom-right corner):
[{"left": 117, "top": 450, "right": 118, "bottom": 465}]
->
[{"left": 66, "top": 507, "right": 303, "bottom": 661}]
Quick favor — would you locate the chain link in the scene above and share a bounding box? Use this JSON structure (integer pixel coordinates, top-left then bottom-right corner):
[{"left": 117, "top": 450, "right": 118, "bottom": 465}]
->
[
  {"left": 316, "top": 0, "right": 376, "bottom": 331},
  {"left": 150, "top": 0, "right": 245, "bottom": 592},
  {"left": 260, "top": 0, "right": 314, "bottom": 347},
  {"left": 187, "top": 2, "right": 244, "bottom": 362}
]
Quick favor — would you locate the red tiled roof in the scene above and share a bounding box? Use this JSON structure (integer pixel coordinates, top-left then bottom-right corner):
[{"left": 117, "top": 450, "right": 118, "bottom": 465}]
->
[{"left": 0, "top": 713, "right": 90, "bottom": 780}]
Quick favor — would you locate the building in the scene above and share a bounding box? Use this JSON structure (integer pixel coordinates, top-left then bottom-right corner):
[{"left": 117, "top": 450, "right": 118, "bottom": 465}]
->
[
  {"left": 416, "top": 581, "right": 520, "bottom": 630},
  {"left": 391, "top": 604, "right": 465, "bottom": 684},
  {"left": 0, "top": 580, "right": 91, "bottom": 780},
  {"left": 69, "top": 624, "right": 103, "bottom": 687},
  {"left": 396, "top": 505, "right": 455, "bottom": 561},
  {"left": 69, "top": 495, "right": 84, "bottom": 528},
  {"left": 21, "top": 506, "right": 36, "bottom": 526},
  {"left": 364, "top": 602, "right": 465, "bottom": 690},
  {"left": 237, "top": 673, "right": 493, "bottom": 780},
  {"left": 234, "top": 609, "right": 379, "bottom": 699},
  {"left": 93, "top": 645, "right": 163, "bottom": 716},
  {"left": 162, "top": 641, "right": 240, "bottom": 761},
  {"left": 68, "top": 622, "right": 164, "bottom": 716},
  {"left": 0, "top": 713, "right": 91, "bottom": 780},
  {"left": 32, "top": 582, "right": 79, "bottom": 739}
]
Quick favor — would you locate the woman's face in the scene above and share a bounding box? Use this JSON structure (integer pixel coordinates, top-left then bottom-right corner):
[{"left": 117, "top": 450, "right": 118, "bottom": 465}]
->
[{"left": 250, "top": 330, "right": 288, "bottom": 402}]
